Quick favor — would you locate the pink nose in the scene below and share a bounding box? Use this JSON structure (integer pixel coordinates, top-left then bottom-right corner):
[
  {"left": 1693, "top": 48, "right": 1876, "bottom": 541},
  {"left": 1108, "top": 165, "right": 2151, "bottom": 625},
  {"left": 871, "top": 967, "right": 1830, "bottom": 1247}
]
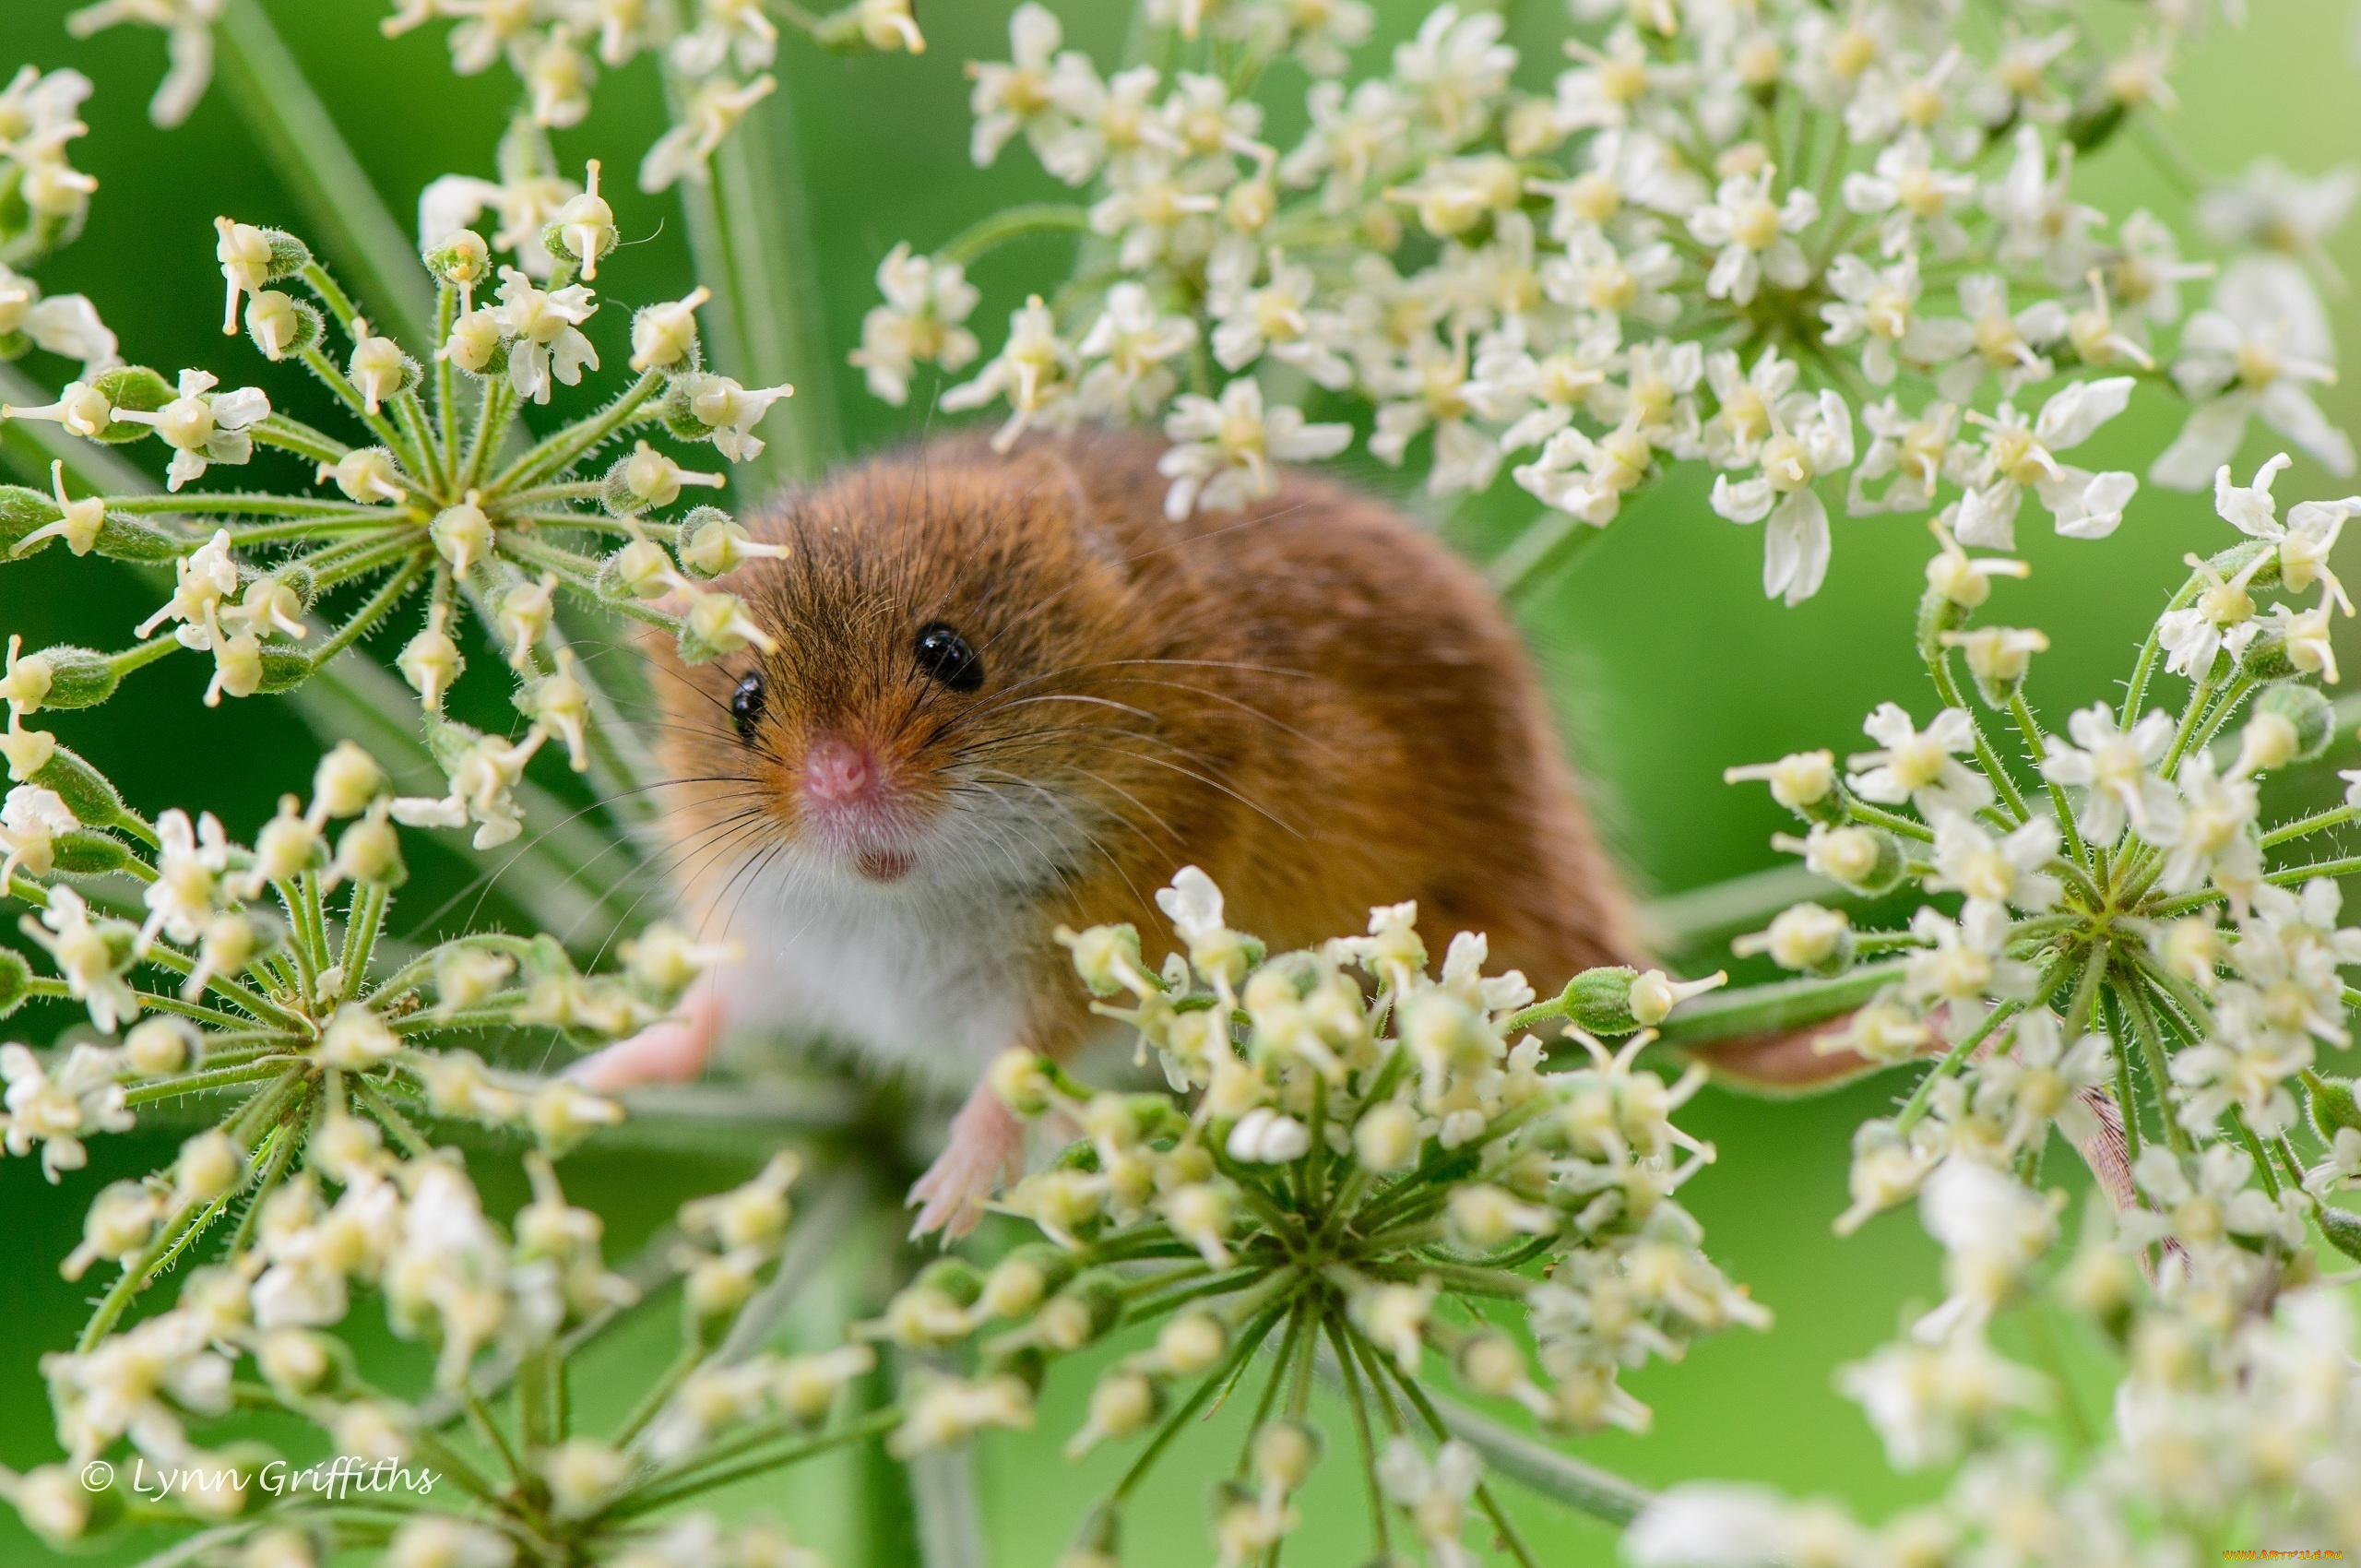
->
[{"left": 801, "top": 734, "right": 879, "bottom": 806}]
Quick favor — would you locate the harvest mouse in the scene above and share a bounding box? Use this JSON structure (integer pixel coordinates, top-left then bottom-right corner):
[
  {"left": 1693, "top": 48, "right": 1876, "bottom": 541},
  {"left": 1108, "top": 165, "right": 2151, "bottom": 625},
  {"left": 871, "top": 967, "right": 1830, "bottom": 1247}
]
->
[{"left": 572, "top": 429, "right": 1652, "bottom": 1236}]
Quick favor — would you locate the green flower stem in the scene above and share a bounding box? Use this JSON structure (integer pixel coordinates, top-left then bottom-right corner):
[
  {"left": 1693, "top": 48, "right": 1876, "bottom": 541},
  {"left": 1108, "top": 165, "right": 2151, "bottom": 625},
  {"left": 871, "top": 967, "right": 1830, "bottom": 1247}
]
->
[
  {"left": 611, "top": 1408, "right": 904, "bottom": 1521},
  {"left": 352, "top": 1076, "right": 433, "bottom": 1160},
  {"left": 1846, "top": 799, "right": 1936, "bottom": 842},
  {"left": 1488, "top": 506, "right": 1614, "bottom": 602},
  {"left": 251, "top": 412, "right": 353, "bottom": 468},
  {"left": 488, "top": 370, "right": 666, "bottom": 495},
  {"left": 1925, "top": 652, "right": 2029, "bottom": 826},
  {"left": 338, "top": 879, "right": 384, "bottom": 998},
  {"left": 2107, "top": 987, "right": 2143, "bottom": 1165},
  {"left": 213, "top": 0, "right": 437, "bottom": 347},
  {"left": 611, "top": 1341, "right": 706, "bottom": 1447},
  {"left": 134, "top": 938, "right": 311, "bottom": 1033},
  {"left": 499, "top": 481, "right": 610, "bottom": 507},
  {"left": 1892, "top": 972, "right": 2059, "bottom": 1136},
  {"left": 1423, "top": 1383, "right": 1655, "bottom": 1526},
  {"left": 2268, "top": 855, "right": 2361, "bottom": 885},
  {"left": 106, "top": 635, "right": 182, "bottom": 682},
  {"left": 2011, "top": 690, "right": 2082, "bottom": 864},
  {"left": 460, "top": 378, "right": 516, "bottom": 493},
  {"left": 2159, "top": 674, "right": 2221, "bottom": 781},
  {"left": 2228, "top": 1105, "right": 2281, "bottom": 1200},
  {"left": 102, "top": 493, "right": 379, "bottom": 518},
  {"left": 123, "top": 1057, "right": 306, "bottom": 1108},
  {"left": 222, "top": 516, "right": 421, "bottom": 545},
  {"left": 1646, "top": 960, "right": 1908, "bottom": 1048},
  {"left": 936, "top": 204, "right": 1094, "bottom": 267},
  {"left": 2189, "top": 675, "right": 2258, "bottom": 757},
  {"left": 433, "top": 285, "right": 459, "bottom": 489},
  {"left": 461, "top": 1389, "right": 526, "bottom": 1488},
  {"left": 2060, "top": 944, "right": 2108, "bottom": 1043},
  {"left": 1324, "top": 1316, "right": 1392, "bottom": 1554},
  {"left": 2262, "top": 803, "right": 2359, "bottom": 849},
  {"left": 392, "top": 391, "right": 445, "bottom": 483},
  {"left": 2116, "top": 974, "right": 2194, "bottom": 1156},
  {"left": 307, "top": 552, "right": 430, "bottom": 669},
  {"left": 312, "top": 533, "right": 435, "bottom": 590},
  {"left": 388, "top": 997, "right": 529, "bottom": 1035}
]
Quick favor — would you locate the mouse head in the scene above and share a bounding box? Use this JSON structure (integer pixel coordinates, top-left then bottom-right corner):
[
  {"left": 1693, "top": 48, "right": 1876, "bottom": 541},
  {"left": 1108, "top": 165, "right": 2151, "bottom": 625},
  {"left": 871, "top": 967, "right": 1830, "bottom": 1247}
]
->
[{"left": 653, "top": 438, "right": 1172, "bottom": 897}]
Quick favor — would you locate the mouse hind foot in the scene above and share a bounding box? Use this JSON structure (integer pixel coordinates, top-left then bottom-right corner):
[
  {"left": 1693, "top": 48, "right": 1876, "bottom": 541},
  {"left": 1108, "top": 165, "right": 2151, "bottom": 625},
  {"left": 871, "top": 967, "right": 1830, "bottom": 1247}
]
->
[{"left": 908, "top": 1081, "right": 1027, "bottom": 1241}]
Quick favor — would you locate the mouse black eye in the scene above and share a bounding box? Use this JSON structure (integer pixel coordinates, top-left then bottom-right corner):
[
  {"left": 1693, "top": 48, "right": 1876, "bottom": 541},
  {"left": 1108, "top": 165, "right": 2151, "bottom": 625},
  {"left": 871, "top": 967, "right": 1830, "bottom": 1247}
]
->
[
  {"left": 914, "top": 624, "right": 984, "bottom": 694},
  {"left": 730, "top": 670, "right": 766, "bottom": 742}
]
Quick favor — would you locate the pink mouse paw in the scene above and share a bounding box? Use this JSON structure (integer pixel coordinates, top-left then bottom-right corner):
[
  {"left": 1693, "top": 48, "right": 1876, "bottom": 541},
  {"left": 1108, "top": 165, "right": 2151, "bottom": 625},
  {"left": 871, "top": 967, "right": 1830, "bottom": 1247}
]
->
[
  {"left": 565, "top": 985, "right": 723, "bottom": 1091},
  {"left": 908, "top": 1083, "right": 1026, "bottom": 1241}
]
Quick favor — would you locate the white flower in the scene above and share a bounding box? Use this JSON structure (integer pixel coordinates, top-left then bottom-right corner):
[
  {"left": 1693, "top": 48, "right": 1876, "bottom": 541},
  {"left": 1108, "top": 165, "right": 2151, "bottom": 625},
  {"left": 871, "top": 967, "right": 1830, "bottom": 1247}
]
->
[
  {"left": 2153, "top": 255, "right": 2353, "bottom": 488},
  {"left": 1940, "top": 273, "right": 2065, "bottom": 403},
  {"left": 1157, "top": 379, "right": 1351, "bottom": 519},
  {"left": 2039, "top": 702, "right": 2176, "bottom": 841},
  {"left": 65, "top": 0, "right": 224, "bottom": 128},
  {"left": 2211, "top": 452, "right": 2358, "bottom": 615},
  {"left": 848, "top": 244, "right": 980, "bottom": 406},
  {"left": 671, "top": 0, "right": 777, "bottom": 77},
  {"left": 1950, "top": 379, "right": 2139, "bottom": 548},
  {"left": 1209, "top": 251, "right": 1351, "bottom": 386},
  {"left": 2198, "top": 160, "right": 2356, "bottom": 281},
  {"left": 1708, "top": 389, "right": 1853, "bottom": 605},
  {"left": 680, "top": 374, "right": 796, "bottom": 464},
  {"left": 2155, "top": 547, "right": 2269, "bottom": 680},
  {"left": 1842, "top": 132, "right": 1975, "bottom": 258},
  {"left": 390, "top": 727, "right": 548, "bottom": 849},
  {"left": 0, "top": 784, "right": 76, "bottom": 887},
  {"left": 1837, "top": 1332, "right": 2046, "bottom": 1470},
  {"left": 1901, "top": 902, "right": 2040, "bottom": 1029},
  {"left": 1913, "top": 1158, "right": 2058, "bottom": 1340},
  {"left": 940, "top": 294, "right": 1075, "bottom": 452},
  {"left": 1686, "top": 165, "right": 1818, "bottom": 305},
  {"left": 1848, "top": 398, "right": 1961, "bottom": 516},
  {"left": 1624, "top": 1483, "right": 1795, "bottom": 1568},
  {"left": 140, "top": 806, "right": 229, "bottom": 949},
  {"left": 1925, "top": 812, "right": 2060, "bottom": 920},
  {"left": 0, "top": 263, "right": 117, "bottom": 375},
  {"left": 967, "top": 4, "right": 1077, "bottom": 169},
  {"left": 1981, "top": 125, "right": 2100, "bottom": 284},
  {"left": 489, "top": 267, "right": 599, "bottom": 404},
  {"left": 1, "top": 1037, "right": 133, "bottom": 1180},
  {"left": 1818, "top": 254, "right": 1972, "bottom": 386},
  {"left": 1375, "top": 1438, "right": 1482, "bottom": 1568},
  {"left": 2150, "top": 751, "right": 2262, "bottom": 902},
  {"left": 639, "top": 76, "right": 778, "bottom": 194},
  {"left": 2124, "top": 1143, "right": 2297, "bottom": 1252},
  {"left": 1512, "top": 419, "right": 1652, "bottom": 526},
  {"left": 1848, "top": 701, "right": 1991, "bottom": 817},
  {"left": 1389, "top": 5, "right": 1514, "bottom": 143},
  {"left": 1074, "top": 282, "right": 1198, "bottom": 420},
  {"left": 105, "top": 369, "right": 269, "bottom": 492},
  {"left": 24, "top": 886, "right": 141, "bottom": 1034}
]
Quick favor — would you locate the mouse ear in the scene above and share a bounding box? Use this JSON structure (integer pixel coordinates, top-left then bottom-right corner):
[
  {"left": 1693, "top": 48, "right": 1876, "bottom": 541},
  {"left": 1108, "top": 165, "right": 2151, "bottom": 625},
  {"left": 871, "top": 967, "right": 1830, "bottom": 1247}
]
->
[{"left": 999, "top": 434, "right": 1132, "bottom": 574}]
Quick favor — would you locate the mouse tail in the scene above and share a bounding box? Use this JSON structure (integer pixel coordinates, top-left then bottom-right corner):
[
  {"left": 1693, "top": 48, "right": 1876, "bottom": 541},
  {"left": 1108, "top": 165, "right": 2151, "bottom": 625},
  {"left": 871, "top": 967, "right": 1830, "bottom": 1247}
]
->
[{"left": 1673, "top": 1011, "right": 1892, "bottom": 1097}]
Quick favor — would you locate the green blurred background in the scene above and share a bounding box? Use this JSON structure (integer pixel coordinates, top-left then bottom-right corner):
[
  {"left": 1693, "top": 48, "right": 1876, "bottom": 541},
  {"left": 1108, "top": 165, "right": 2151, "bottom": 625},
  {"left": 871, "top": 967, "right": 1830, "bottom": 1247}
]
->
[{"left": 0, "top": 0, "right": 2357, "bottom": 1562}]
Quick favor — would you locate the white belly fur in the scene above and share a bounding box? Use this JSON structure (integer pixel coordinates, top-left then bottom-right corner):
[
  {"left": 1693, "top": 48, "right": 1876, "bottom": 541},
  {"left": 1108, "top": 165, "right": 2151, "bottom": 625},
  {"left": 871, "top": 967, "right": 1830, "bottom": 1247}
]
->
[{"left": 703, "top": 850, "right": 1039, "bottom": 1093}]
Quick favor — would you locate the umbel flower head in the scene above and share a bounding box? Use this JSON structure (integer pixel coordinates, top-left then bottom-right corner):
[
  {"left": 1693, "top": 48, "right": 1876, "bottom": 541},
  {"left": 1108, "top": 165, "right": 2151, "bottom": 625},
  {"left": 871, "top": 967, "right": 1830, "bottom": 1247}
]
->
[
  {"left": 1664, "top": 457, "right": 2361, "bottom": 1562},
  {"left": 864, "top": 868, "right": 1763, "bottom": 1564},
  {"left": 866, "top": 0, "right": 2357, "bottom": 607},
  {"left": 0, "top": 159, "right": 800, "bottom": 851}
]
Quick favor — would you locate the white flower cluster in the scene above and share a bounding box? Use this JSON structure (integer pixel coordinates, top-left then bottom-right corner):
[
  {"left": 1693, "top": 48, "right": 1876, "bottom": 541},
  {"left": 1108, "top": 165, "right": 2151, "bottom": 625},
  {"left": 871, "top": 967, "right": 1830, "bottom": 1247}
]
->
[
  {"left": 0, "top": 65, "right": 116, "bottom": 378},
  {"left": 864, "top": 0, "right": 2356, "bottom": 604},
  {"left": 1628, "top": 1169, "right": 2361, "bottom": 1563},
  {"left": 62, "top": 0, "right": 222, "bottom": 129},
  {"left": 861, "top": 867, "right": 1762, "bottom": 1563},
  {"left": 382, "top": 0, "right": 920, "bottom": 196},
  {"left": 1674, "top": 459, "right": 2361, "bottom": 1560}
]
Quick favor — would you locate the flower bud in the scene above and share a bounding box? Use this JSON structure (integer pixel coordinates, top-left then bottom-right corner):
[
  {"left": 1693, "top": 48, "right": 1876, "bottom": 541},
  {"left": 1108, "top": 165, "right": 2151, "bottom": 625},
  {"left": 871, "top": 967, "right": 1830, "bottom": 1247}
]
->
[
  {"left": 313, "top": 741, "right": 386, "bottom": 819},
  {"left": 1722, "top": 748, "right": 1842, "bottom": 822},
  {"left": 678, "top": 508, "right": 788, "bottom": 577},
  {"left": 316, "top": 1002, "right": 399, "bottom": 1069},
  {"left": 1456, "top": 1332, "right": 1529, "bottom": 1398},
  {"left": 348, "top": 319, "right": 418, "bottom": 415},
  {"left": 430, "top": 500, "right": 493, "bottom": 575},
  {"left": 1353, "top": 1100, "right": 1421, "bottom": 1172},
  {"left": 172, "top": 1128, "right": 247, "bottom": 1207},
  {"left": 991, "top": 1046, "right": 1055, "bottom": 1115},
  {"left": 245, "top": 290, "right": 322, "bottom": 362},
  {"left": 543, "top": 1437, "right": 634, "bottom": 1518},
  {"left": 9, "top": 643, "right": 115, "bottom": 711},
  {"left": 1782, "top": 824, "right": 1907, "bottom": 896},
  {"left": 978, "top": 1243, "right": 1075, "bottom": 1321},
  {"left": 87, "top": 365, "right": 175, "bottom": 444},
  {"left": 1162, "top": 1180, "right": 1235, "bottom": 1268},
  {"left": 601, "top": 537, "right": 677, "bottom": 600},
  {"left": 125, "top": 1016, "right": 197, "bottom": 1075},
  {"left": 2246, "top": 683, "right": 2334, "bottom": 770},
  {"left": 1154, "top": 1311, "right": 1227, "bottom": 1374},
  {"left": 1554, "top": 966, "right": 1648, "bottom": 1034},
  {"left": 1058, "top": 921, "right": 1145, "bottom": 996},
  {"left": 1037, "top": 1272, "right": 1124, "bottom": 1352},
  {"left": 1225, "top": 1106, "right": 1311, "bottom": 1163},
  {"left": 2305, "top": 1071, "right": 2361, "bottom": 1139},
  {"left": 332, "top": 807, "right": 407, "bottom": 889},
  {"left": 398, "top": 607, "right": 465, "bottom": 707},
  {"left": 1251, "top": 1419, "right": 1322, "bottom": 1491},
  {"left": 630, "top": 287, "right": 710, "bottom": 373},
  {"left": 441, "top": 308, "right": 506, "bottom": 374},
  {"left": 424, "top": 229, "right": 494, "bottom": 297},
  {"left": 258, "top": 1329, "right": 334, "bottom": 1396},
  {"left": 546, "top": 160, "right": 618, "bottom": 279},
  {"left": 1941, "top": 625, "right": 2049, "bottom": 708},
  {"left": 1733, "top": 902, "right": 1855, "bottom": 976},
  {"left": 1064, "top": 1371, "right": 1160, "bottom": 1458},
  {"left": 322, "top": 446, "right": 405, "bottom": 505}
]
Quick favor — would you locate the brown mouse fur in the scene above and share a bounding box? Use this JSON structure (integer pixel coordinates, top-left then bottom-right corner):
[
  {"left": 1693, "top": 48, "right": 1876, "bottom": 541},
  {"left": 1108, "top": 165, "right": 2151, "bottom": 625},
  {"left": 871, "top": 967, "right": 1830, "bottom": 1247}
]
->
[{"left": 604, "top": 428, "right": 1668, "bottom": 1231}]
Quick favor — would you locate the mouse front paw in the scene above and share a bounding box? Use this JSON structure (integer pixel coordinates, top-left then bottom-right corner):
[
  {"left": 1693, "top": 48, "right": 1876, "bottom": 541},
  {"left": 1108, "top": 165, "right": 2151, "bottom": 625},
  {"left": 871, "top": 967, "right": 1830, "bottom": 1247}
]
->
[
  {"left": 908, "top": 1084, "right": 1026, "bottom": 1241},
  {"left": 563, "top": 985, "right": 723, "bottom": 1090}
]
